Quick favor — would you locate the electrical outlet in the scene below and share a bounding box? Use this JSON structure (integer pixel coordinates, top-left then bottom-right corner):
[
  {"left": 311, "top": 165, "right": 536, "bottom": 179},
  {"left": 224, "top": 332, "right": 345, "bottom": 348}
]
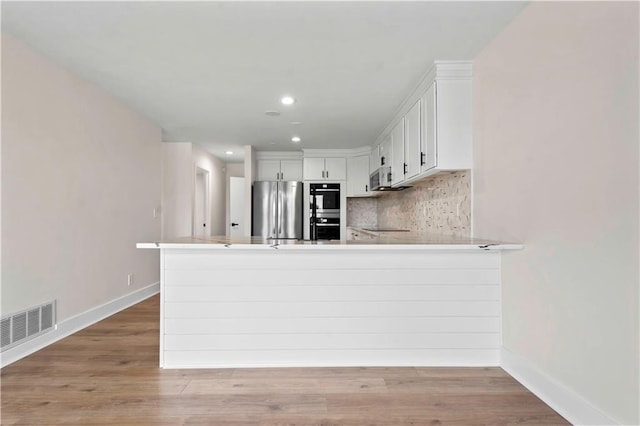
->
[{"left": 127, "top": 274, "right": 134, "bottom": 286}]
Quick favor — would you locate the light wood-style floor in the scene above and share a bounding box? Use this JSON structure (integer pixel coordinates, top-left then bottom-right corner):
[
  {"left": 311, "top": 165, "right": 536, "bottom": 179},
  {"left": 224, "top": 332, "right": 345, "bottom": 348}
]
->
[{"left": 1, "top": 295, "right": 569, "bottom": 425}]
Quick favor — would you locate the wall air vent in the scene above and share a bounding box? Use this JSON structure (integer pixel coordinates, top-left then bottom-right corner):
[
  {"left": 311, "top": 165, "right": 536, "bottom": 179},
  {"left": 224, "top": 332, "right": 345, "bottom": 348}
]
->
[{"left": 0, "top": 301, "right": 56, "bottom": 352}]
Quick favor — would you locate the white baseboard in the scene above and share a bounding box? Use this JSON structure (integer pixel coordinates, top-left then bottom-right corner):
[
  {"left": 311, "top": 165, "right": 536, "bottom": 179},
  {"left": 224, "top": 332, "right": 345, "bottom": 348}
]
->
[
  {"left": 501, "top": 348, "right": 618, "bottom": 425},
  {"left": 0, "top": 282, "right": 160, "bottom": 368}
]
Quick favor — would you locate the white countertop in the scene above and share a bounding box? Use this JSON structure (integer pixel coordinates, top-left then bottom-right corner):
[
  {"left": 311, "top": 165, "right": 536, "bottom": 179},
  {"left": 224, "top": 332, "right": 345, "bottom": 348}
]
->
[{"left": 137, "top": 233, "right": 521, "bottom": 251}]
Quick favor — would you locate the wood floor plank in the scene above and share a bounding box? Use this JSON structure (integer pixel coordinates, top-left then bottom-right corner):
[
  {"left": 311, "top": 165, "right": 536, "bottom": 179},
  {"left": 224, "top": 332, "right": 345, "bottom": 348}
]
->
[
  {"left": 384, "top": 375, "right": 529, "bottom": 395},
  {"left": 182, "top": 378, "right": 388, "bottom": 395},
  {"left": 1, "top": 294, "right": 570, "bottom": 425},
  {"left": 231, "top": 366, "right": 420, "bottom": 379}
]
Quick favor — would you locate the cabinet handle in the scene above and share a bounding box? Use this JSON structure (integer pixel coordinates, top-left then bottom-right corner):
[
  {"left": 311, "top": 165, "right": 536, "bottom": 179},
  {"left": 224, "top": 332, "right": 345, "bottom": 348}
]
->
[
  {"left": 365, "top": 184, "right": 368, "bottom": 192},
  {"left": 326, "top": 170, "right": 329, "bottom": 179},
  {"left": 281, "top": 171, "right": 284, "bottom": 180},
  {"left": 420, "top": 152, "right": 426, "bottom": 166},
  {"left": 381, "top": 156, "right": 385, "bottom": 166},
  {"left": 321, "top": 170, "right": 325, "bottom": 178},
  {"left": 403, "top": 163, "right": 408, "bottom": 175}
]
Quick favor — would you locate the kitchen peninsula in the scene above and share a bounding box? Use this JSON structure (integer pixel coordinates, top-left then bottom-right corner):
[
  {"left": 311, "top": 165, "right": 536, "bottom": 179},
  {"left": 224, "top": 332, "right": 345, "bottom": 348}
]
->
[{"left": 138, "top": 236, "right": 520, "bottom": 369}]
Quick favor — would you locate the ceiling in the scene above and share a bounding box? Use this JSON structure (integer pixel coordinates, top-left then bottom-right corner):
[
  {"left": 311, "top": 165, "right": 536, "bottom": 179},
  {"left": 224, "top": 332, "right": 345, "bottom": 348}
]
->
[{"left": 2, "top": 1, "right": 528, "bottom": 162}]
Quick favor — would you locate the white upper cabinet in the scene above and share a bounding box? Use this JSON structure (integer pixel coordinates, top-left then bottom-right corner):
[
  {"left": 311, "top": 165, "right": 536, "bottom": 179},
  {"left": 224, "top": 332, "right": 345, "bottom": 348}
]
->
[
  {"left": 257, "top": 160, "right": 281, "bottom": 181},
  {"left": 302, "top": 158, "right": 325, "bottom": 180},
  {"left": 379, "top": 135, "right": 392, "bottom": 169},
  {"left": 303, "top": 157, "right": 346, "bottom": 181},
  {"left": 257, "top": 157, "right": 303, "bottom": 181},
  {"left": 324, "top": 158, "right": 346, "bottom": 180},
  {"left": 421, "top": 77, "right": 472, "bottom": 174},
  {"left": 369, "top": 145, "right": 381, "bottom": 171},
  {"left": 347, "top": 155, "right": 370, "bottom": 197},
  {"left": 374, "top": 61, "right": 472, "bottom": 187},
  {"left": 404, "top": 99, "right": 422, "bottom": 180},
  {"left": 390, "top": 119, "right": 405, "bottom": 186},
  {"left": 279, "top": 160, "right": 304, "bottom": 181},
  {"left": 422, "top": 82, "right": 437, "bottom": 171}
]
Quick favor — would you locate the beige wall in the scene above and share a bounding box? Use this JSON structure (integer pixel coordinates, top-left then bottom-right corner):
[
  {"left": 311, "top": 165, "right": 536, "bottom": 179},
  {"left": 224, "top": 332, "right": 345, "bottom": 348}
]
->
[
  {"left": 1, "top": 34, "right": 162, "bottom": 321},
  {"left": 473, "top": 2, "right": 639, "bottom": 423},
  {"left": 161, "top": 143, "right": 193, "bottom": 240}
]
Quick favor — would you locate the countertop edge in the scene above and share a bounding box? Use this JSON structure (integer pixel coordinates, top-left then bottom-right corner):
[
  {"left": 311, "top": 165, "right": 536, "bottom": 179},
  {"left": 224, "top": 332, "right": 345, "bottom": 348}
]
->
[{"left": 137, "top": 242, "right": 523, "bottom": 251}]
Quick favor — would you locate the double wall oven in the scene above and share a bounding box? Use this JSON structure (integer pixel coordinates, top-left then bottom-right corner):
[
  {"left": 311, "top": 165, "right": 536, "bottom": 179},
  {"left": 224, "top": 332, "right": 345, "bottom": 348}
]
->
[{"left": 309, "top": 183, "right": 340, "bottom": 240}]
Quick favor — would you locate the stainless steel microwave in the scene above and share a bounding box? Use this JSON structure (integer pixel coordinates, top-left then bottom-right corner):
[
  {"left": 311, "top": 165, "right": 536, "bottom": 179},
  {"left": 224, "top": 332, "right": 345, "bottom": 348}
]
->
[
  {"left": 369, "top": 167, "right": 392, "bottom": 191},
  {"left": 369, "top": 167, "right": 410, "bottom": 191}
]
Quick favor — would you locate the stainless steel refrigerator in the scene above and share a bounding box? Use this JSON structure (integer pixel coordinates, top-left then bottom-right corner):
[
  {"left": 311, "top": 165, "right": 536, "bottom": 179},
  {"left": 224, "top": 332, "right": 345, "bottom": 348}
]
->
[{"left": 252, "top": 181, "right": 303, "bottom": 239}]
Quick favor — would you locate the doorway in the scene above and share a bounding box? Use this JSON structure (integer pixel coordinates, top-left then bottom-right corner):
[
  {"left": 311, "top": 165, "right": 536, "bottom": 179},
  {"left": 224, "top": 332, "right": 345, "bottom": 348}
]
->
[{"left": 193, "top": 167, "right": 209, "bottom": 238}]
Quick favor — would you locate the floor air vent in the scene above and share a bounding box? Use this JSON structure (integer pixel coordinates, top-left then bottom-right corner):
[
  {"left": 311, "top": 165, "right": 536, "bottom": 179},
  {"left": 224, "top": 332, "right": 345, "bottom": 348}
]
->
[{"left": 1, "top": 301, "right": 56, "bottom": 352}]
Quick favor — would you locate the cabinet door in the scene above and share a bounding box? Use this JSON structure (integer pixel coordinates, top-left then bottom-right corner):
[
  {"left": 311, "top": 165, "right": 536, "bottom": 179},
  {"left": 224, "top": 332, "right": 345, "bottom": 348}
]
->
[
  {"left": 421, "top": 81, "right": 437, "bottom": 172},
  {"left": 279, "top": 159, "right": 303, "bottom": 181},
  {"left": 379, "top": 136, "right": 392, "bottom": 168},
  {"left": 324, "top": 157, "right": 346, "bottom": 180},
  {"left": 303, "top": 158, "right": 325, "bottom": 180},
  {"left": 370, "top": 145, "right": 380, "bottom": 171},
  {"left": 347, "top": 155, "right": 370, "bottom": 196},
  {"left": 390, "top": 119, "right": 405, "bottom": 186},
  {"left": 257, "top": 160, "right": 281, "bottom": 181},
  {"left": 404, "top": 99, "right": 421, "bottom": 180}
]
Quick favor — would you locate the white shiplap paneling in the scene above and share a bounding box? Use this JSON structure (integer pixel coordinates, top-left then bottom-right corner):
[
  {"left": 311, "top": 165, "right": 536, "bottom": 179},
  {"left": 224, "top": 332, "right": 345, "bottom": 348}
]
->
[
  {"left": 163, "top": 268, "right": 500, "bottom": 286},
  {"left": 160, "top": 249, "right": 501, "bottom": 368},
  {"left": 164, "top": 317, "right": 500, "bottom": 334},
  {"left": 163, "top": 284, "right": 500, "bottom": 302}
]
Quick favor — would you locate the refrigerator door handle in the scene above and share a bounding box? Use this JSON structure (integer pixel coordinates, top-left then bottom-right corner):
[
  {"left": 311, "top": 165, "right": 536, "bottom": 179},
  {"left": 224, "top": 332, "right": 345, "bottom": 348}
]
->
[
  {"left": 276, "top": 181, "right": 282, "bottom": 238},
  {"left": 271, "top": 181, "right": 278, "bottom": 238},
  {"left": 278, "top": 183, "right": 282, "bottom": 236}
]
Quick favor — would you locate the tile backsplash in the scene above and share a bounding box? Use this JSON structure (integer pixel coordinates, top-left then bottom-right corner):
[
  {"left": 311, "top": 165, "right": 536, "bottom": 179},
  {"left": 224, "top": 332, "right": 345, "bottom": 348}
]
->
[
  {"left": 346, "top": 198, "right": 378, "bottom": 228},
  {"left": 347, "top": 171, "right": 471, "bottom": 237}
]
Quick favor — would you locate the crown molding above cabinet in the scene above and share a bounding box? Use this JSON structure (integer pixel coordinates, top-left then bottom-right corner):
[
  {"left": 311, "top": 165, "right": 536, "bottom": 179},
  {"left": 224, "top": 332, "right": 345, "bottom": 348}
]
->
[
  {"left": 303, "top": 147, "right": 371, "bottom": 158},
  {"left": 255, "top": 151, "right": 303, "bottom": 160},
  {"left": 374, "top": 61, "right": 472, "bottom": 148}
]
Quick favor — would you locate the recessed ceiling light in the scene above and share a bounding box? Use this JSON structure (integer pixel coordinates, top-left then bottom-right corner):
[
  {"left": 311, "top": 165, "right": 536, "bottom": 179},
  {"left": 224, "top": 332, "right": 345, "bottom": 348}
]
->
[
  {"left": 225, "top": 151, "right": 234, "bottom": 155},
  {"left": 291, "top": 121, "right": 301, "bottom": 125},
  {"left": 281, "top": 96, "right": 295, "bottom": 105},
  {"left": 291, "top": 136, "right": 301, "bottom": 143},
  {"left": 264, "top": 110, "right": 280, "bottom": 117}
]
